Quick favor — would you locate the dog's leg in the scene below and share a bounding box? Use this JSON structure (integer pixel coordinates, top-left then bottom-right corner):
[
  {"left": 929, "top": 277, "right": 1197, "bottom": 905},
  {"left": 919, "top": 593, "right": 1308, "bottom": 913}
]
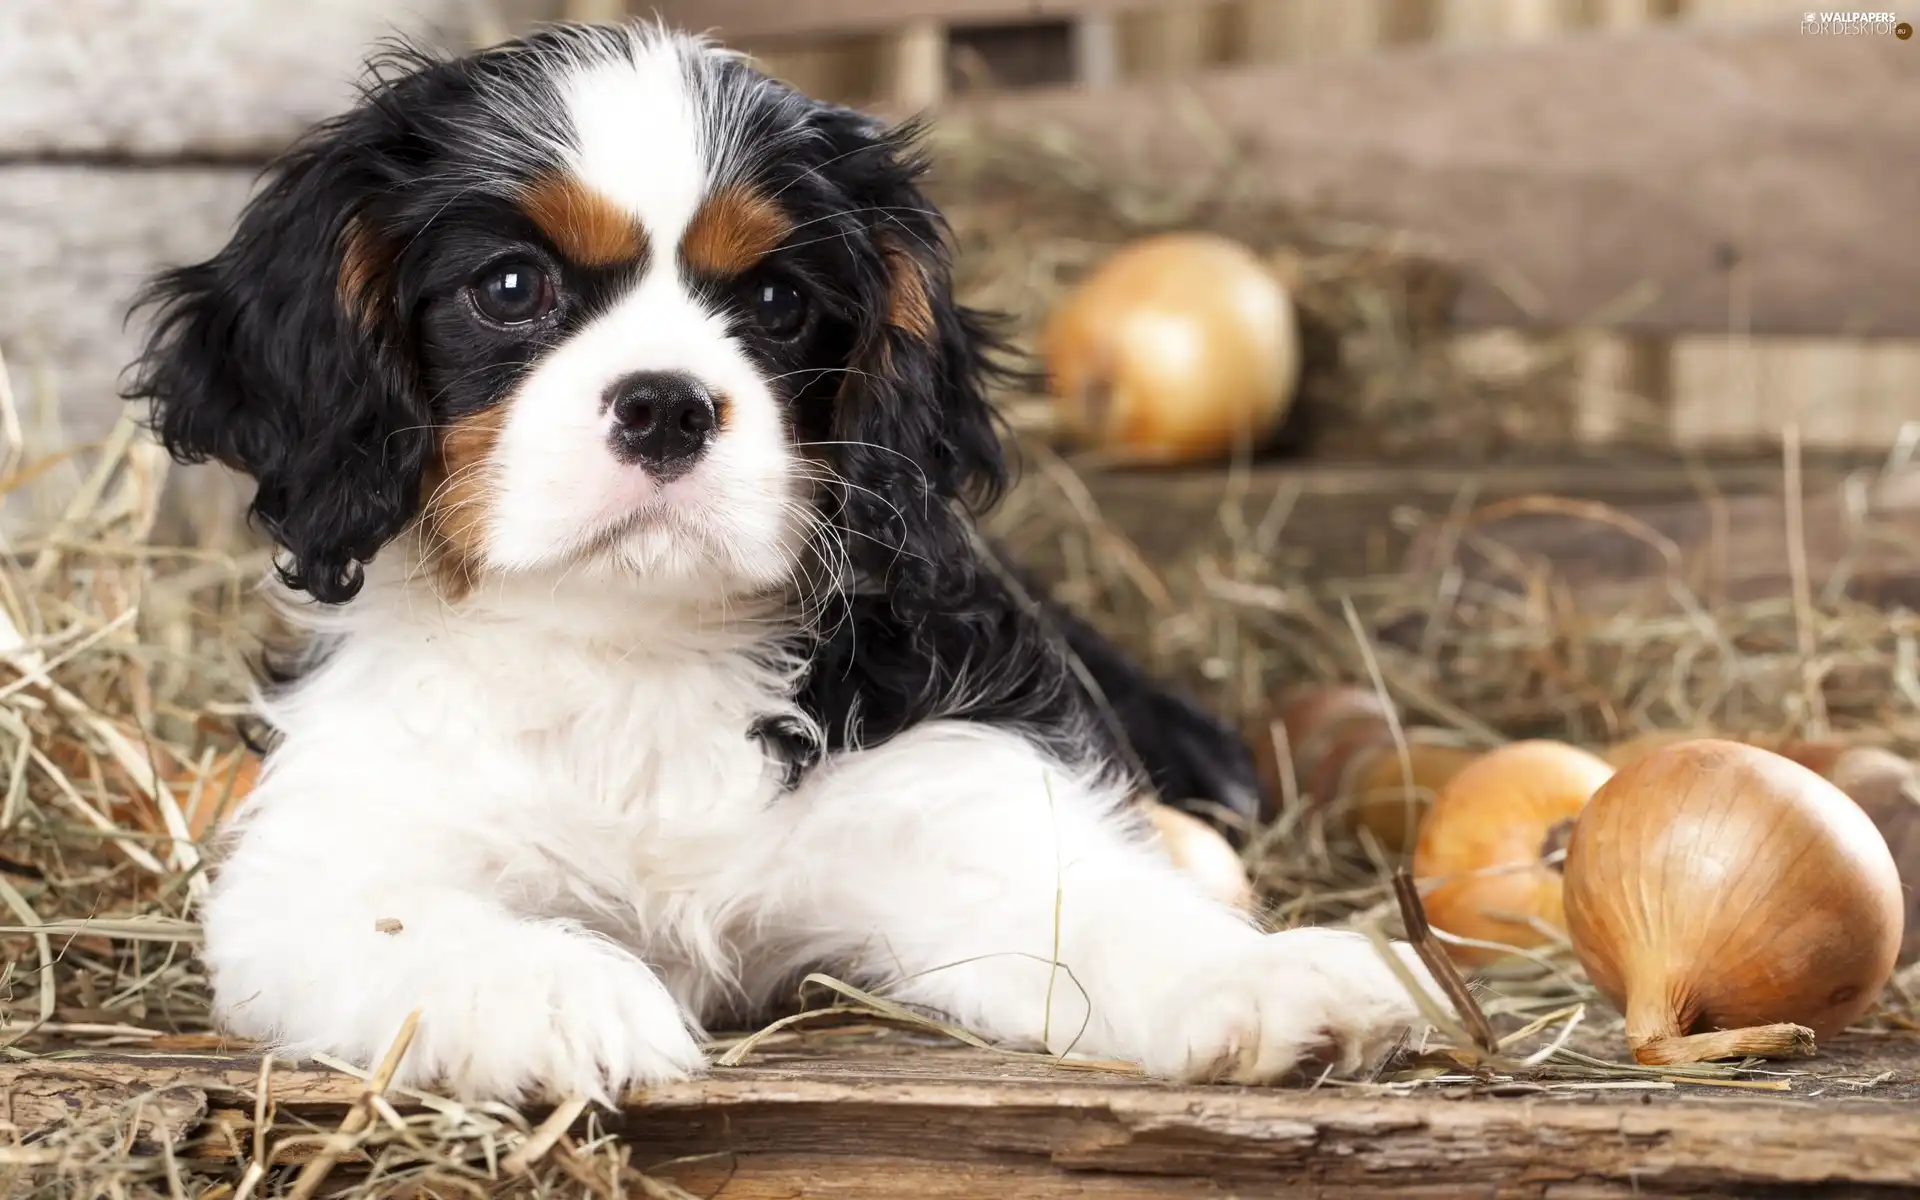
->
[
  {"left": 742, "top": 721, "right": 1431, "bottom": 1082},
  {"left": 201, "top": 813, "right": 705, "bottom": 1103}
]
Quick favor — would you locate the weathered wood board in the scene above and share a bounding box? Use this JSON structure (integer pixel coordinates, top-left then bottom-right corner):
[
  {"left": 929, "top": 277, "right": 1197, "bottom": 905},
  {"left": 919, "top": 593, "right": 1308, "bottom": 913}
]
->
[
  {"left": 0, "top": 168, "right": 257, "bottom": 443},
  {"left": 644, "top": 0, "right": 1145, "bottom": 41},
  {"left": 940, "top": 21, "right": 1920, "bottom": 338},
  {"left": 0, "top": 0, "right": 486, "bottom": 159},
  {"left": 1061, "top": 456, "right": 1920, "bottom": 601},
  {"left": 7, "top": 5, "right": 1916, "bottom": 482},
  {"left": 4, "top": 1035, "right": 1919, "bottom": 1196}
]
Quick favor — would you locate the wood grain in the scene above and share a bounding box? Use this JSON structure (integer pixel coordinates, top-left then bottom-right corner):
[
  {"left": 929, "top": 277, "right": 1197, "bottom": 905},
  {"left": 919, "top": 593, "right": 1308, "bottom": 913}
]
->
[
  {"left": 6, "top": 1041, "right": 1920, "bottom": 1196},
  {"left": 1068, "top": 456, "right": 1913, "bottom": 586},
  {"left": 0, "top": 0, "right": 482, "bottom": 159},
  {"left": 647, "top": 0, "right": 1149, "bottom": 41},
  {"left": 938, "top": 21, "right": 1920, "bottom": 338},
  {"left": 0, "top": 168, "right": 254, "bottom": 441}
]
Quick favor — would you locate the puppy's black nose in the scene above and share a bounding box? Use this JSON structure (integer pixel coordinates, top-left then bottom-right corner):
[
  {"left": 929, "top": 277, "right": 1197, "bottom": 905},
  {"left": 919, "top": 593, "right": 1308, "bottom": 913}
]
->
[{"left": 605, "top": 371, "right": 718, "bottom": 476}]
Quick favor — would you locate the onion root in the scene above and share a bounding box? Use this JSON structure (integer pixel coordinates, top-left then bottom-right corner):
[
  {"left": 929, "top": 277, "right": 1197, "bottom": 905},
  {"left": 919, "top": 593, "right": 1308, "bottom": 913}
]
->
[{"left": 1630, "top": 1023, "right": 1818, "bottom": 1066}]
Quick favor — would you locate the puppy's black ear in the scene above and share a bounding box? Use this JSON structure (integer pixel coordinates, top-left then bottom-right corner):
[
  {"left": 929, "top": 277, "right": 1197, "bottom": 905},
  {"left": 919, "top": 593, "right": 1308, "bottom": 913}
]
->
[
  {"left": 811, "top": 111, "right": 1013, "bottom": 619},
  {"left": 127, "top": 103, "right": 429, "bottom": 605}
]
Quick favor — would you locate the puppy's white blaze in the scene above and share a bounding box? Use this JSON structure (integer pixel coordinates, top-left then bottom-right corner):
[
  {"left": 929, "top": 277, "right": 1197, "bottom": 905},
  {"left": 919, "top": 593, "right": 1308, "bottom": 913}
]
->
[{"left": 558, "top": 32, "right": 709, "bottom": 245}]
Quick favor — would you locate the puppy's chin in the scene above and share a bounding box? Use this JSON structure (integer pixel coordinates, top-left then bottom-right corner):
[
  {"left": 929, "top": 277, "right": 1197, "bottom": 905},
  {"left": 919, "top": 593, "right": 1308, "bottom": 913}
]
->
[
  {"left": 586, "top": 506, "right": 807, "bottom": 598},
  {"left": 458, "top": 481, "right": 807, "bottom": 602}
]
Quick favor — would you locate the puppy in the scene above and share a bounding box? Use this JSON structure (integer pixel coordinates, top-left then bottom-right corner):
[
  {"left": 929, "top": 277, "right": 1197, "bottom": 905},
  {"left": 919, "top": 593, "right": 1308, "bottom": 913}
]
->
[{"left": 130, "top": 22, "right": 1432, "bottom": 1103}]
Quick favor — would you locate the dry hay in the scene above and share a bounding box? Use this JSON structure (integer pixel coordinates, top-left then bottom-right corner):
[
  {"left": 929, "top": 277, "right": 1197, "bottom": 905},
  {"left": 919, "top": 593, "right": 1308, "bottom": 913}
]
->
[{"left": 3, "top": 135, "right": 1920, "bottom": 1194}]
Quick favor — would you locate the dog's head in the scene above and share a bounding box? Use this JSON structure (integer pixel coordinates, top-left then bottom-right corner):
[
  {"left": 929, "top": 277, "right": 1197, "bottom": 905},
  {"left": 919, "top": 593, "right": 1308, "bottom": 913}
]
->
[{"left": 131, "top": 24, "right": 1003, "bottom": 612}]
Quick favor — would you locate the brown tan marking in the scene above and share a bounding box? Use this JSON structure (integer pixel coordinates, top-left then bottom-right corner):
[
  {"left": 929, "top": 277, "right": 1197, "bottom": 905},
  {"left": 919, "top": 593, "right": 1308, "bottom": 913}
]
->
[
  {"left": 418, "top": 407, "right": 508, "bottom": 601},
  {"left": 337, "top": 218, "right": 394, "bottom": 330},
  {"left": 522, "top": 174, "right": 647, "bottom": 267},
  {"left": 681, "top": 187, "right": 793, "bottom": 276},
  {"left": 881, "top": 239, "right": 935, "bottom": 341}
]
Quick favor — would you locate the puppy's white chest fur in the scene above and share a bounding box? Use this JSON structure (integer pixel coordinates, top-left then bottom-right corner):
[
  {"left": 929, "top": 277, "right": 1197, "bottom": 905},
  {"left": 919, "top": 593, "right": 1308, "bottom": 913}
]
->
[
  {"left": 249, "top": 569, "right": 799, "bottom": 929},
  {"left": 490, "top": 640, "right": 786, "bottom": 898}
]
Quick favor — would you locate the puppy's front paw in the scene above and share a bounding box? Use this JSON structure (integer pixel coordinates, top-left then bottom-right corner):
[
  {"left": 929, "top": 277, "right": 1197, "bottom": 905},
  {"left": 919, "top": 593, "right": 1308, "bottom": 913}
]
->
[
  {"left": 405, "top": 928, "right": 705, "bottom": 1103},
  {"left": 1142, "top": 928, "right": 1433, "bottom": 1084}
]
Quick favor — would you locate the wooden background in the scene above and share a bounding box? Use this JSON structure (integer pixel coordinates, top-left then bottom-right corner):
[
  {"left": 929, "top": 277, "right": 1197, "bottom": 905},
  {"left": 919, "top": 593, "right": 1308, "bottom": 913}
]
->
[
  {"left": 2, "top": 0, "right": 1914, "bottom": 537},
  {"left": 705, "top": 0, "right": 1920, "bottom": 459}
]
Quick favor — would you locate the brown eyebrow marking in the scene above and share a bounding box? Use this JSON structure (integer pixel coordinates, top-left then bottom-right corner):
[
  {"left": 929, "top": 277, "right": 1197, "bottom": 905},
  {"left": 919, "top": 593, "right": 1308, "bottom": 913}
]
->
[
  {"left": 521, "top": 173, "right": 648, "bottom": 267},
  {"left": 681, "top": 186, "right": 793, "bottom": 276}
]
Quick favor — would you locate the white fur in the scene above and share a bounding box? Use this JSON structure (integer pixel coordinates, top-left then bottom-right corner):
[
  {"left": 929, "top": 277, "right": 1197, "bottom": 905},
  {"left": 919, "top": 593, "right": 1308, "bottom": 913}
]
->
[{"left": 196, "top": 27, "right": 1435, "bottom": 1104}]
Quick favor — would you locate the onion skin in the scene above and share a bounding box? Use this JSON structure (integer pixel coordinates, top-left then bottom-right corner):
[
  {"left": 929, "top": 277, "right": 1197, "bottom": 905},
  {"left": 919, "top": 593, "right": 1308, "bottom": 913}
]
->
[
  {"left": 1145, "top": 804, "right": 1255, "bottom": 911},
  {"left": 1779, "top": 743, "right": 1920, "bottom": 967},
  {"left": 1602, "top": 730, "right": 1716, "bottom": 771},
  {"left": 1334, "top": 739, "right": 1483, "bottom": 854},
  {"left": 1564, "top": 739, "right": 1904, "bottom": 1064},
  {"left": 1412, "top": 741, "right": 1614, "bottom": 968},
  {"left": 1044, "top": 232, "right": 1300, "bottom": 464},
  {"left": 1279, "top": 686, "right": 1389, "bottom": 776},
  {"left": 1252, "top": 686, "right": 1390, "bottom": 820},
  {"left": 1253, "top": 685, "right": 1480, "bottom": 849}
]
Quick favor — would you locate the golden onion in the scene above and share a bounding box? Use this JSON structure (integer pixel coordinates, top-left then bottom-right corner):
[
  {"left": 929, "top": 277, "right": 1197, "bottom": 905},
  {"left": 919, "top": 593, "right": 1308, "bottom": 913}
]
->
[
  {"left": 1145, "top": 804, "right": 1255, "bottom": 911},
  {"left": 1412, "top": 740, "right": 1614, "bottom": 968},
  {"left": 1563, "top": 739, "right": 1903, "bottom": 1064},
  {"left": 1044, "top": 232, "right": 1300, "bottom": 464}
]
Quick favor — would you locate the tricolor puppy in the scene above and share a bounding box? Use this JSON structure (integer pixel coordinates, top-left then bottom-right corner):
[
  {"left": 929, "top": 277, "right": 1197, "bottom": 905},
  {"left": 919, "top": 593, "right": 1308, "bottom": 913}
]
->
[{"left": 131, "top": 22, "right": 1433, "bottom": 1102}]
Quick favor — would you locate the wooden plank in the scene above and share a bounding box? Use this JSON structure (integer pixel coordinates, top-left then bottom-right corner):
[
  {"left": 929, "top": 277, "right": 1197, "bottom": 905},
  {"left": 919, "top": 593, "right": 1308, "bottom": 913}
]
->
[
  {"left": 1686, "top": 0, "right": 1805, "bottom": 18},
  {"left": 1595, "top": 0, "right": 1681, "bottom": 26},
  {"left": 0, "top": 166, "right": 258, "bottom": 545},
  {"left": 878, "top": 18, "right": 952, "bottom": 110},
  {"left": 1433, "top": 0, "right": 1579, "bottom": 41},
  {"left": 1057, "top": 458, "right": 1918, "bottom": 595},
  {"left": 1426, "top": 0, "right": 1688, "bottom": 451},
  {"left": 1397, "top": 482, "right": 1920, "bottom": 610},
  {"left": 1120, "top": 3, "right": 1219, "bottom": 77},
  {"left": 648, "top": 0, "right": 1147, "bottom": 41},
  {"left": 0, "top": 168, "right": 257, "bottom": 443},
  {"left": 1236, "top": 0, "right": 1432, "bottom": 63},
  {"left": 1574, "top": 331, "right": 1675, "bottom": 444},
  {"left": 745, "top": 38, "right": 886, "bottom": 105},
  {"left": 1670, "top": 336, "right": 1920, "bottom": 452},
  {"left": 937, "top": 22, "right": 1920, "bottom": 338},
  {"left": 566, "top": 0, "right": 631, "bottom": 21},
  {"left": 1071, "top": 13, "right": 1124, "bottom": 86},
  {"left": 0, "top": 0, "right": 487, "bottom": 159},
  {"left": 6, "top": 1042, "right": 1920, "bottom": 1196}
]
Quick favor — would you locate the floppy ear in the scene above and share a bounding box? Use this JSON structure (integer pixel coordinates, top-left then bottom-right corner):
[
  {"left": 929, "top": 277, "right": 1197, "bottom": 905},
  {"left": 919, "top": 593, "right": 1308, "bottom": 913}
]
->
[
  {"left": 811, "top": 112, "right": 1013, "bottom": 619},
  {"left": 126, "top": 104, "right": 430, "bottom": 605}
]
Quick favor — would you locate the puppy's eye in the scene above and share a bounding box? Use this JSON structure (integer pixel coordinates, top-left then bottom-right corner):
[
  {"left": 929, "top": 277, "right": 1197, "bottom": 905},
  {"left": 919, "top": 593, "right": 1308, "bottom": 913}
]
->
[
  {"left": 743, "top": 278, "right": 809, "bottom": 340},
  {"left": 470, "top": 262, "right": 555, "bottom": 326}
]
